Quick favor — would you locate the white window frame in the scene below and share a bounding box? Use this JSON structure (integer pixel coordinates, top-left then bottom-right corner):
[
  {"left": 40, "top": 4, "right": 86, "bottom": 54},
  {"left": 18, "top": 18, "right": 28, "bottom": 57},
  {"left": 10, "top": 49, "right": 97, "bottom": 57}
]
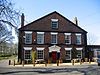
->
[
  {"left": 37, "top": 32, "right": 44, "bottom": 44},
  {"left": 24, "top": 47, "right": 32, "bottom": 60},
  {"left": 51, "top": 32, "right": 58, "bottom": 44},
  {"left": 25, "top": 31, "right": 32, "bottom": 44},
  {"left": 76, "top": 48, "right": 83, "bottom": 59},
  {"left": 36, "top": 48, "right": 44, "bottom": 60},
  {"left": 65, "top": 33, "right": 71, "bottom": 44},
  {"left": 51, "top": 19, "right": 58, "bottom": 29},
  {"left": 76, "top": 33, "right": 81, "bottom": 45},
  {"left": 65, "top": 48, "right": 72, "bottom": 60}
]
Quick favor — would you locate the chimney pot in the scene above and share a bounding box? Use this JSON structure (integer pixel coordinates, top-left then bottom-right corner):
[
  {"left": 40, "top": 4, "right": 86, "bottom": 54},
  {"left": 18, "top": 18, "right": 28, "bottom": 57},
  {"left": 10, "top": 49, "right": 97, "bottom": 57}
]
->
[{"left": 73, "top": 17, "right": 78, "bottom": 25}]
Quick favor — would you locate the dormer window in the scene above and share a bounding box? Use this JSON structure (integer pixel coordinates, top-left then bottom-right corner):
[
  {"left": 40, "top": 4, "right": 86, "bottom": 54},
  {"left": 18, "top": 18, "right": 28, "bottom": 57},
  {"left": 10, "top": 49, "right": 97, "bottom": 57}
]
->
[{"left": 51, "top": 19, "right": 58, "bottom": 29}]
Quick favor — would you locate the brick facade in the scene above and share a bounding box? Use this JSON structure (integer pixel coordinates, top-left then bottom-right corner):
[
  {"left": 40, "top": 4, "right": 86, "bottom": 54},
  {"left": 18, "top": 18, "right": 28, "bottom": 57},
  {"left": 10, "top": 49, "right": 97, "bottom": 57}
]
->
[{"left": 18, "top": 11, "right": 89, "bottom": 63}]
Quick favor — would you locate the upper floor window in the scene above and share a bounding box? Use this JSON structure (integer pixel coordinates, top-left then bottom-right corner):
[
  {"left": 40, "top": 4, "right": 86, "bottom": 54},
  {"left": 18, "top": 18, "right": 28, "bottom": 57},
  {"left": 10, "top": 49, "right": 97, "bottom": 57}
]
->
[
  {"left": 25, "top": 31, "right": 32, "bottom": 44},
  {"left": 76, "top": 33, "right": 81, "bottom": 45},
  {"left": 51, "top": 19, "right": 58, "bottom": 29},
  {"left": 51, "top": 32, "right": 58, "bottom": 44},
  {"left": 65, "top": 33, "right": 71, "bottom": 44},
  {"left": 37, "top": 32, "right": 44, "bottom": 44}
]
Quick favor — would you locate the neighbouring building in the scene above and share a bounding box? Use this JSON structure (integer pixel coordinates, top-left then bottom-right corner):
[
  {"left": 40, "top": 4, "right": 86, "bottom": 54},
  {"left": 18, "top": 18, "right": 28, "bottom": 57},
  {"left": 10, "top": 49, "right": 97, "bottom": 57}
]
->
[
  {"left": 18, "top": 11, "right": 100, "bottom": 63},
  {"left": 87, "top": 45, "right": 100, "bottom": 61}
]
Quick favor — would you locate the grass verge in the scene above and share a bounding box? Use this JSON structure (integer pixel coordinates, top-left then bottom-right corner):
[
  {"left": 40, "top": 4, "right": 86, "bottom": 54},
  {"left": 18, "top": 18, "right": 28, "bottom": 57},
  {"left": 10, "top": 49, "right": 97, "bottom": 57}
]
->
[{"left": 0, "top": 54, "right": 17, "bottom": 60}]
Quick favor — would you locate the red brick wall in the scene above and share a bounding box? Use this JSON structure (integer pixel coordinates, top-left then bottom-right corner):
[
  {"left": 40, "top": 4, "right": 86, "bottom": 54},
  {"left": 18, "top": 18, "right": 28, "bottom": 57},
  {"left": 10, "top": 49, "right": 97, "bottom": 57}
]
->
[
  {"left": 58, "top": 33, "right": 65, "bottom": 44},
  {"left": 18, "top": 12, "right": 87, "bottom": 62},
  {"left": 32, "top": 32, "right": 86, "bottom": 45},
  {"left": 45, "top": 32, "right": 51, "bottom": 44},
  {"left": 21, "top": 12, "right": 85, "bottom": 33}
]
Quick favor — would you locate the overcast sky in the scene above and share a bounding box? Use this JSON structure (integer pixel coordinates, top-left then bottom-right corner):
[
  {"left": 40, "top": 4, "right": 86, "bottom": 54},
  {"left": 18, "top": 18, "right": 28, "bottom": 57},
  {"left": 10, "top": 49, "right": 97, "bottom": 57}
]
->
[{"left": 13, "top": 0, "right": 100, "bottom": 45}]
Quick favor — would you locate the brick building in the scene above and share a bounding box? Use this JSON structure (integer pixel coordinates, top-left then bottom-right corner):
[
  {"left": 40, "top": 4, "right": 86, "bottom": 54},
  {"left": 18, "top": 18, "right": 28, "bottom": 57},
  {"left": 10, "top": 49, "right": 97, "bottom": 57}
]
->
[{"left": 18, "top": 11, "right": 99, "bottom": 63}]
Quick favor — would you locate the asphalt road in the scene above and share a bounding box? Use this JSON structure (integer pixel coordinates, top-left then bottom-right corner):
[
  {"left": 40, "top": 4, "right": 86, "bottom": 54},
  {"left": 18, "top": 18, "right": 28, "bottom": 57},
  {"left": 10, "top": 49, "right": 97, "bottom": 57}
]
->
[{"left": 0, "top": 59, "right": 100, "bottom": 75}]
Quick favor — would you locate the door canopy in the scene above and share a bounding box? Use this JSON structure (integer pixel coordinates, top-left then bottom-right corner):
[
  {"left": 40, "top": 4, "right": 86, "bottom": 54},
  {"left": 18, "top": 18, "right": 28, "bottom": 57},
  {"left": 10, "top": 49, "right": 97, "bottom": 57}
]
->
[{"left": 49, "top": 45, "right": 61, "bottom": 52}]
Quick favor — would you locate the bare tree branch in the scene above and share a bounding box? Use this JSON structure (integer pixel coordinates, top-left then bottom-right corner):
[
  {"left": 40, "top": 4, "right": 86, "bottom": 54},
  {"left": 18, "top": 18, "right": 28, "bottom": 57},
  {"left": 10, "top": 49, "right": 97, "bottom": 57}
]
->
[{"left": 0, "top": 0, "right": 20, "bottom": 44}]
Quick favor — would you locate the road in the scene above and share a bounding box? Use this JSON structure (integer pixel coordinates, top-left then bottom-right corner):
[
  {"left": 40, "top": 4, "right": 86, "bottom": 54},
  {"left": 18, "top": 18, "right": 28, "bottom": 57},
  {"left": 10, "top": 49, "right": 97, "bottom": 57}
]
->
[{"left": 0, "top": 59, "right": 100, "bottom": 75}]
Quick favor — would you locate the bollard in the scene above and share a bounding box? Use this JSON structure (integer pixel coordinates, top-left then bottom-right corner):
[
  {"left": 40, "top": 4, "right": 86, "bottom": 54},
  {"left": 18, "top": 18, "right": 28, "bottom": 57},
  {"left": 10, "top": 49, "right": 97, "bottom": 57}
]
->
[
  {"left": 59, "top": 60, "right": 60, "bottom": 64},
  {"left": 60, "top": 59, "right": 63, "bottom": 63},
  {"left": 48, "top": 59, "right": 51, "bottom": 64},
  {"left": 81, "top": 59, "right": 84, "bottom": 63},
  {"left": 80, "top": 59, "right": 82, "bottom": 65},
  {"left": 22, "top": 60, "right": 24, "bottom": 67},
  {"left": 85, "top": 58, "right": 88, "bottom": 62},
  {"left": 13, "top": 60, "right": 15, "bottom": 66},
  {"left": 45, "top": 61, "right": 47, "bottom": 67},
  {"left": 59, "top": 59, "right": 61, "bottom": 64},
  {"left": 72, "top": 59, "right": 74, "bottom": 65},
  {"left": 89, "top": 59, "right": 91, "bottom": 64},
  {"left": 57, "top": 60, "right": 59, "bottom": 66},
  {"left": 9, "top": 60, "right": 11, "bottom": 65}
]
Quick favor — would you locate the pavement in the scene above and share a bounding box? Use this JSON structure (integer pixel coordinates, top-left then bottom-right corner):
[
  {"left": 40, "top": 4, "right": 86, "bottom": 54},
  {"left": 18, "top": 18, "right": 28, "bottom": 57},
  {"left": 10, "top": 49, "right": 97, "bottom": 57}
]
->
[
  {"left": 0, "top": 59, "right": 10, "bottom": 67},
  {"left": 0, "top": 59, "right": 100, "bottom": 75}
]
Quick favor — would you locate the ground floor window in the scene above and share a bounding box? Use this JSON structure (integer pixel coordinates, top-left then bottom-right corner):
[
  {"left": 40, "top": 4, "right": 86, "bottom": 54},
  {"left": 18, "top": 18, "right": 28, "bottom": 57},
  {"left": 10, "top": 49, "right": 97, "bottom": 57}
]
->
[
  {"left": 24, "top": 47, "right": 32, "bottom": 60},
  {"left": 25, "top": 50, "right": 31, "bottom": 60},
  {"left": 76, "top": 48, "right": 83, "bottom": 59},
  {"left": 65, "top": 48, "right": 72, "bottom": 60},
  {"left": 37, "top": 48, "right": 44, "bottom": 60},
  {"left": 77, "top": 50, "right": 82, "bottom": 59},
  {"left": 66, "top": 50, "right": 71, "bottom": 60}
]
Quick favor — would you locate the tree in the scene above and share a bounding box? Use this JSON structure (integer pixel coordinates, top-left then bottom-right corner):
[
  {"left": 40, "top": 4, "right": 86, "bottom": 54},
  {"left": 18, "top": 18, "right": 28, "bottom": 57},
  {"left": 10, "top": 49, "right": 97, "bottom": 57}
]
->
[
  {"left": 87, "top": 33, "right": 97, "bottom": 45},
  {"left": 12, "top": 43, "right": 18, "bottom": 55},
  {"left": 31, "top": 50, "right": 37, "bottom": 65},
  {"left": 0, "top": 0, "right": 20, "bottom": 44},
  {"left": 31, "top": 50, "right": 37, "bottom": 61},
  {"left": 0, "top": 23, "right": 14, "bottom": 44}
]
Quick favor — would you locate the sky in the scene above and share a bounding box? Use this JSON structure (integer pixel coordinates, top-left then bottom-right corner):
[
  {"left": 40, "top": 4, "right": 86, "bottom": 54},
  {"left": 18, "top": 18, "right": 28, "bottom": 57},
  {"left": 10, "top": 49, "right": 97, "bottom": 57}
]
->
[{"left": 12, "top": 0, "right": 100, "bottom": 45}]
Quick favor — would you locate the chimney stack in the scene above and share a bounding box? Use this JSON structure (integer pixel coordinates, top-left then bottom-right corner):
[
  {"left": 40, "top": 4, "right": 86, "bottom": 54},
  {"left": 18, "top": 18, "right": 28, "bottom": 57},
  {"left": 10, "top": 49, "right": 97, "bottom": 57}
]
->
[
  {"left": 73, "top": 17, "right": 78, "bottom": 25},
  {"left": 21, "top": 13, "right": 24, "bottom": 27}
]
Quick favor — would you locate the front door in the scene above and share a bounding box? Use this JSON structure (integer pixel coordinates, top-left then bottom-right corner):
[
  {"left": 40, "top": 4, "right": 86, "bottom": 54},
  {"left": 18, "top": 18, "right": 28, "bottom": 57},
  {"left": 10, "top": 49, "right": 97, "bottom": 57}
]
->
[{"left": 52, "top": 51, "right": 57, "bottom": 62}]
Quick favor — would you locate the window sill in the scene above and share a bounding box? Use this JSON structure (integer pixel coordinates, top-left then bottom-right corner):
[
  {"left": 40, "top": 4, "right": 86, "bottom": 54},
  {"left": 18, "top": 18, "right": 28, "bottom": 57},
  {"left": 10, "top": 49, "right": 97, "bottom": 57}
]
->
[
  {"left": 65, "top": 43, "right": 71, "bottom": 45},
  {"left": 52, "top": 28, "right": 58, "bottom": 29},
  {"left": 66, "top": 59, "right": 71, "bottom": 60},
  {"left": 37, "top": 43, "right": 44, "bottom": 44}
]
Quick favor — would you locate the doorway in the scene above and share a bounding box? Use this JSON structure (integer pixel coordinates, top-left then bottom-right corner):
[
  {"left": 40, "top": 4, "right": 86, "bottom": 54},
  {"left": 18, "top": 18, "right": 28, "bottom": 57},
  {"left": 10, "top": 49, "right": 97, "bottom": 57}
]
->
[{"left": 52, "top": 51, "right": 57, "bottom": 62}]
